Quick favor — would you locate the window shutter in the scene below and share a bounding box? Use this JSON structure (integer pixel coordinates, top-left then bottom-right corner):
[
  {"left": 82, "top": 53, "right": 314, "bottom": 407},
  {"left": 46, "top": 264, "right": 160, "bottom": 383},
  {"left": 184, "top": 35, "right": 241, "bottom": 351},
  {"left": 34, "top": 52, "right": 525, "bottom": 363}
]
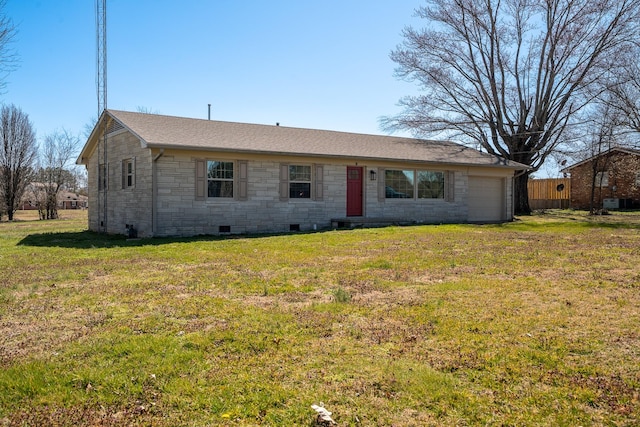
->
[
  {"left": 133, "top": 157, "right": 136, "bottom": 188},
  {"left": 121, "top": 160, "right": 126, "bottom": 189},
  {"left": 314, "top": 164, "right": 324, "bottom": 201},
  {"left": 446, "top": 171, "right": 455, "bottom": 202},
  {"left": 377, "top": 167, "right": 385, "bottom": 202},
  {"left": 195, "top": 159, "right": 206, "bottom": 200},
  {"left": 279, "top": 163, "right": 289, "bottom": 201},
  {"left": 237, "top": 160, "right": 248, "bottom": 201}
]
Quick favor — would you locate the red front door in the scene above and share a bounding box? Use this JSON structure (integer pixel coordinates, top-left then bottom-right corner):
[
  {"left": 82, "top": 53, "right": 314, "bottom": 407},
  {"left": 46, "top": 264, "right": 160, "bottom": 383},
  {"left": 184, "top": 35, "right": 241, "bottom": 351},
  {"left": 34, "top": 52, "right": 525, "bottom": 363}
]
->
[{"left": 346, "top": 166, "right": 363, "bottom": 216}]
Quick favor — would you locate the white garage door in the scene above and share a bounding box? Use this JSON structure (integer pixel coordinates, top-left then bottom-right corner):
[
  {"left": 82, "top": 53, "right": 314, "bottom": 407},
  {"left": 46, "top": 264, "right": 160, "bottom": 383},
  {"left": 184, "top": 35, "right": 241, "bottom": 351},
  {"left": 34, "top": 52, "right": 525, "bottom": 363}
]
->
[{"left": 468, "top": 177, "right": 505, "bottom": 222}]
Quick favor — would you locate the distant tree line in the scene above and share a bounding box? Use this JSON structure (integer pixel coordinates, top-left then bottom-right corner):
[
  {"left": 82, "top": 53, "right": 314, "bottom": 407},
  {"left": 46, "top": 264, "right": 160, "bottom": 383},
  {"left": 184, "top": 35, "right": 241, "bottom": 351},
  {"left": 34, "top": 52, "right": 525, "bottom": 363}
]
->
[{"left": 0, "top": 104, "right": 84, "bottom": 221}]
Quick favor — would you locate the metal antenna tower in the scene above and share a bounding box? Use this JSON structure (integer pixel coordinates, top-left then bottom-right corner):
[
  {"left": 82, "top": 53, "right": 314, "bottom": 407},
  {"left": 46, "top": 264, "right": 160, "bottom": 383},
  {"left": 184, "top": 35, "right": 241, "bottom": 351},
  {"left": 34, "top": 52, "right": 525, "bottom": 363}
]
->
[
  {"left": 96, "top": 0, "right": 107, "bottom": 115},
  {"left": 96, "top": 0, "right": 107, "bottom": 231}
]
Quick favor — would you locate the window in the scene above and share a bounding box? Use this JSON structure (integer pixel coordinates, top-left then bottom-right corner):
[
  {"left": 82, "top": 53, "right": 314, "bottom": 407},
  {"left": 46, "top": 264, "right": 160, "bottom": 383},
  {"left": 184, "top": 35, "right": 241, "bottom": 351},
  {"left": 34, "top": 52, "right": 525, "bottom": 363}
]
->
[
  {"left": 595, "top": 171, "right": 609, "bottom": 187},
  {"left": 122, "top": 158, "right": 135, "bottom": 189},
  {"left": 289, "top": 165, "right": 311, "bottom": 198},
  {"left": 98, "top": 163, "right": 107, "bottom": 191},
  {"left": 385, "top": 170, "right": 414, "bottom": 198},
  {"left": 635, "top": 172, "right": 640, "bottom": 187},
  {"left": 279, "top": 163, "right": 322, "bottom": 201},
  {"left": 417, "top": 171, "right": 445, "bottom": 199},
  {"left": 207, "top": 161, "right": 234, "bottom": 197}
]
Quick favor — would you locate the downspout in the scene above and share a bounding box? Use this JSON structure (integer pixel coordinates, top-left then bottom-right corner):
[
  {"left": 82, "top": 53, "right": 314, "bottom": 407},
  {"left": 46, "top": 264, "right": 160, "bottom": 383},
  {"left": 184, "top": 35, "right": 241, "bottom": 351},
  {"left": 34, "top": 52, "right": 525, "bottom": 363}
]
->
[{"left": 152, "top": 149, "right": 165, "bottom": 236}]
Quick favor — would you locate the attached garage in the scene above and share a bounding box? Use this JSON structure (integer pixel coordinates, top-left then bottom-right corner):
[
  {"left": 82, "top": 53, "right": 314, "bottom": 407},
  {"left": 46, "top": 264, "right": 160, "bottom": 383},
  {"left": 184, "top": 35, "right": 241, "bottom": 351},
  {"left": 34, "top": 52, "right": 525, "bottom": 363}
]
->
[{"left": 468, "top": 176, "right": 506, "bottom": 222}]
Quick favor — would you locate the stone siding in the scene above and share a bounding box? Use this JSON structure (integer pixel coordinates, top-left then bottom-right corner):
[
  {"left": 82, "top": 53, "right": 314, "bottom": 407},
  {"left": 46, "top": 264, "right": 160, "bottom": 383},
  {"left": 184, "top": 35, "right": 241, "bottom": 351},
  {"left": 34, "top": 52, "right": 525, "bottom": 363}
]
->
[
  {"left": 86, "top": 130, "right": 153, "bottom": 236},
  {"left": 152, "top": 154, "right": 474, "bottom": 237},
  {"left": 155, "top": 157, "right": 343, "bottom": 236}
]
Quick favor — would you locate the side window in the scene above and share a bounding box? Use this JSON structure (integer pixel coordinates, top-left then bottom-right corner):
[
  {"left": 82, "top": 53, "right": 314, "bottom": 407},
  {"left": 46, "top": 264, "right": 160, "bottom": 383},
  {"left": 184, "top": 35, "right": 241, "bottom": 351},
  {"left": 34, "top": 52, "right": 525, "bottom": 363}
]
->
[
  {"left": 122, "top": 158, "right": 135, "bottom": 189},
  {"left": 595, "top": 171, "right": 609, "bottom": 187},
  {"left": 289, "top": 165, "right": 311, "bottom": 198},
  {"left": 207, "top": 161, "right": 234, "bottom": 197}
]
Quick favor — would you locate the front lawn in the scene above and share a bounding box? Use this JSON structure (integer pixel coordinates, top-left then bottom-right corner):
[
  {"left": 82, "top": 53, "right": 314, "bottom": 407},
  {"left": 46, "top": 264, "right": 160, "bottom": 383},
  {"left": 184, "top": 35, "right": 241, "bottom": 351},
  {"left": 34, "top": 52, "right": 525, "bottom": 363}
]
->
[{"left": 1, "top": 210, "right": 639, "bottom": 426}]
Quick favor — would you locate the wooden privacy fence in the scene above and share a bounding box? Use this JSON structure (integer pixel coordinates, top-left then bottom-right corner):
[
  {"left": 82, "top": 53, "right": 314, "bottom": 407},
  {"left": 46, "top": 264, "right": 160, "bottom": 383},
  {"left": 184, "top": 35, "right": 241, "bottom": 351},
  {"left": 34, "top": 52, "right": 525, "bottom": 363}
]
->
[{"left": 528, "top": 178, "right": 571, "bottom": 209}]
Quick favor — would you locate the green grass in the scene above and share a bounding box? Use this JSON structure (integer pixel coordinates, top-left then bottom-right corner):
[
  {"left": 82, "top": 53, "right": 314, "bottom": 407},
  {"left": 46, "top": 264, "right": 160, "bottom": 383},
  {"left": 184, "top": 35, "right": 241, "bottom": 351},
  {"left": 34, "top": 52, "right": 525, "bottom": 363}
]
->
[{"left": 0, "top": 209, "right": 639, "bottom": 425}]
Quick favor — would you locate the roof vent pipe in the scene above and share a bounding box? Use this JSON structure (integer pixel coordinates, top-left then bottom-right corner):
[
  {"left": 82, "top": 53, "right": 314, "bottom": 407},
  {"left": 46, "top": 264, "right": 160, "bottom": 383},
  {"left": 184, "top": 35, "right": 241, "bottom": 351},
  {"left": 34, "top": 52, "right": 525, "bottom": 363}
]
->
[{"left": 208, "top": 104, "right": 211, "bottom": 120}]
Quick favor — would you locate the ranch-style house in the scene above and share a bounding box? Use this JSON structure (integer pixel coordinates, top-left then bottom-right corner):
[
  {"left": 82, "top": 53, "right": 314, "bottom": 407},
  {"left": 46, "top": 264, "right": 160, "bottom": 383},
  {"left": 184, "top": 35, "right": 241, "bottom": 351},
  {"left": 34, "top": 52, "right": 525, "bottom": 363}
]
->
[{"left": 77, "top": 110, "right": 527, "bottom": 237}]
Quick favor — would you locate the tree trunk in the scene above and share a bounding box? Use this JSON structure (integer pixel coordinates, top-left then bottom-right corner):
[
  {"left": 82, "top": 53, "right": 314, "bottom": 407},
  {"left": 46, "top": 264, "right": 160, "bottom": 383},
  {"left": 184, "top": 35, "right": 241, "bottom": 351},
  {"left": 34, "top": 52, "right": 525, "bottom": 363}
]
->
[
  {"left": 513, "top": 172, "right": 531, "bottom": 215},
  {"left": 6, "top": 193, "right": 15, "bottom": 220}
]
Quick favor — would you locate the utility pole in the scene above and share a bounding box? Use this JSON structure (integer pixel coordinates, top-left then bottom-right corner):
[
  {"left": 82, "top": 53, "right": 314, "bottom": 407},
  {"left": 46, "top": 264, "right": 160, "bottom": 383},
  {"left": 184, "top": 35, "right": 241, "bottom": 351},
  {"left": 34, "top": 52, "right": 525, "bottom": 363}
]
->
[{"left": 96, "top": 0, "right": 107, "bottom": 232}]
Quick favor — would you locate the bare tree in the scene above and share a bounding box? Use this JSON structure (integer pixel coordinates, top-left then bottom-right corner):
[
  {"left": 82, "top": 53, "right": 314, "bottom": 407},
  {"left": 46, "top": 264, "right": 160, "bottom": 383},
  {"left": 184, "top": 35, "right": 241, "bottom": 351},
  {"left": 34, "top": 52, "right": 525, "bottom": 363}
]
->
[
  {"left": 83, "top": 114, "right": 98, "bottom": 140},
  {"left": 0, "top": 0, "right": 17, "bottom": 94},
  {"left": 136, "top": 106, "right": 160, "bottom": 114},
  {"left": 385, "top": 0, "right": 640, "bottom": 213},
  {"left": 0, "top": 104, "right": 37, "bottom": 220},
  {"left": 34, "top": 129, "right": 81, "bottom": 219},
  {"left": 607, "top": 60, "right": 640, "bottom": 137},
  {"left": 583, "top": 102, "right": 623, "bottom": 213}
]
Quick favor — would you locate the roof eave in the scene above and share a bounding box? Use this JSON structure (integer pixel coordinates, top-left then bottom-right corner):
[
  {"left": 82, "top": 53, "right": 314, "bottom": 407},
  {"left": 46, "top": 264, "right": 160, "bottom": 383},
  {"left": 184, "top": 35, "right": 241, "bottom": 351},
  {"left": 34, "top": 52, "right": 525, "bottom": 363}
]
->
[
  {"left": 144, "top": 142, "right": 528, "bottom": 170},
  {"left": 562, "top": 147, "right": 640, "bottom": 171},
  {"left": 76, "top": 110, "right": 109, "bottom": 165},
  {"left": 76, "top": 110, "right": 150, "bottom": 165}
]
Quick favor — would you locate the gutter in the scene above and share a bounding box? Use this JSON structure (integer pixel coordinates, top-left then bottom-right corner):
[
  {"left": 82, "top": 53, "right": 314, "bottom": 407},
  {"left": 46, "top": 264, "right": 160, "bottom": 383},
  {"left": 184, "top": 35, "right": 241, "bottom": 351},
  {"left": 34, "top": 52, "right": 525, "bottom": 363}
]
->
[{"left": 143, "top": 144, "right": 529, "bottom": 170}]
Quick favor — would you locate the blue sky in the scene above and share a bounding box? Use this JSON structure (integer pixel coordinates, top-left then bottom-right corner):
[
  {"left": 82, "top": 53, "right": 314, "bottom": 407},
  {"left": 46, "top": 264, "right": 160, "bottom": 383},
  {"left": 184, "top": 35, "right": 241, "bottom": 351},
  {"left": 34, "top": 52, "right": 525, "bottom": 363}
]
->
[{"left": 3, "top": 0, "right": 423, "bottom": 144}]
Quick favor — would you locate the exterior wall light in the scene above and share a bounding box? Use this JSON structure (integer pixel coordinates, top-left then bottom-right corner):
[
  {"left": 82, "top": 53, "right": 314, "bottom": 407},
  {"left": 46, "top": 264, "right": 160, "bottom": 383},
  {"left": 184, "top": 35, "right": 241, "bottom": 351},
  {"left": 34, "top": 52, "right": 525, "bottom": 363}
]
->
[{"left": 370, "top": 170, "right": 377, "bottom": 181}]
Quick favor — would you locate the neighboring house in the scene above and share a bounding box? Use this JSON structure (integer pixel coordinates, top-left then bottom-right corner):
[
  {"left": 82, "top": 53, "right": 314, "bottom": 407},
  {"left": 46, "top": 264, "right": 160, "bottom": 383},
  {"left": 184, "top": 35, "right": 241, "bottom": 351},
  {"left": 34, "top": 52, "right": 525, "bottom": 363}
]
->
[
  {"left": 76, "top": 110, "right": 528, "bottom": 237},
  {"left": 563, "top": 147, "right": 640, "bottom": 210},
  {"left": 20, "top": 184, "right": 88, "bottom": 210},
  {"left": 58, "top": 191, "right": 88, "bottom": 210}
]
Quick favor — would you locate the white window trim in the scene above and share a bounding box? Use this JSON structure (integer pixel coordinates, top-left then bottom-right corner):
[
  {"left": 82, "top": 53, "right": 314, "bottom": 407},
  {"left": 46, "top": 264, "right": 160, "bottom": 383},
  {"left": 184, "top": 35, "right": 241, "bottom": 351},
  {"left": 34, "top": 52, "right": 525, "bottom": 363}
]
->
[
  {"left": 206, "top": 160, "right": 235, "bottom": 198},
  {"left": 416, "top": 170, "right": 446, "bottom": 199},
  {"left": 288, "top": 164, "right": 312, "bottom": 199},
  {"left": 596, "top": 171, "right": 609, "bottom": 187},
  {"left": 384, "top": 168, "right": 447, "bottom": 200},
  {"left": 280, "top": 163, "right": 322, "bottom": 201},
  {"left": 122, "top": 158, "right": 135, "bottom": 189}
]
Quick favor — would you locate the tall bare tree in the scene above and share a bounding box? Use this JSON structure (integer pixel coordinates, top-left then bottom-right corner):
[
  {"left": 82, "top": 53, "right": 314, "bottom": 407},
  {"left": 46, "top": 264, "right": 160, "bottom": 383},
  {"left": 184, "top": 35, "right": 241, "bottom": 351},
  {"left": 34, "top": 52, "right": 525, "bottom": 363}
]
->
[
  {"left": 35, "top": 129, "right": 81, "bottom": 219},
  {"left": 0, "top": 0, "right": 16, "bottom": 94},
  {"left": 385, "top": 0, "right": 640, "bottom": 213},
  {"left": 607, "top": 60, "right": 640, "bottom": 137},
  {"left": 0, "top": 104, "right": 37, "bottom": 220}
]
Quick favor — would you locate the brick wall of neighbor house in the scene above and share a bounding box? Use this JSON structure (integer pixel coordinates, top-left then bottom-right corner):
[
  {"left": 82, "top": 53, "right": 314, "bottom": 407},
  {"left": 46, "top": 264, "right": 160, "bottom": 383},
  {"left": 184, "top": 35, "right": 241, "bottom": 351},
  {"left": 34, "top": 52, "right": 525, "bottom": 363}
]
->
[
  {"left": 87, "top": 130, "right": 153, "bottom": 236},
  {"left": 151, "top": 154, "right": 476, "bottom": 237},
  {"left": 569, "top": 151, "right": 640, "bottom": 209}
]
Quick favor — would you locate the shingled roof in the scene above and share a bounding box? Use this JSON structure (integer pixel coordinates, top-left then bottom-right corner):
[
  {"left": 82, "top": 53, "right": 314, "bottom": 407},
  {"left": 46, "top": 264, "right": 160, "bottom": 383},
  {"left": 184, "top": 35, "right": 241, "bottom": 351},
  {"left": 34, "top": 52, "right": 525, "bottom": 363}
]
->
[
  {"left": 562, "top": 147, "right": 640, "bottom": 171},
  {"left": 78, "top": 110, "right": 527, "bottom": 169}
]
